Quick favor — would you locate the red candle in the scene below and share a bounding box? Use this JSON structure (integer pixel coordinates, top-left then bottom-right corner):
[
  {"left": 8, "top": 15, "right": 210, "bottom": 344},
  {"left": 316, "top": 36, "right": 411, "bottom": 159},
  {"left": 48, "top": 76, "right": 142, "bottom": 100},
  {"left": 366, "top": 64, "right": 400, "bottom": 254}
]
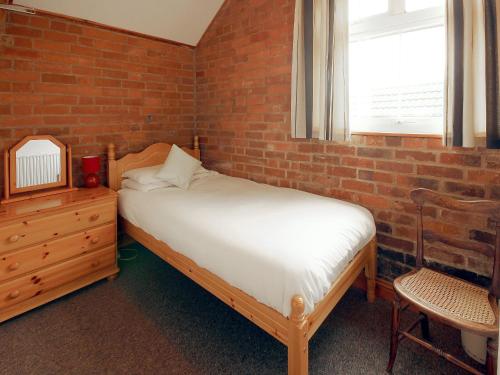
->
[{"left": 81, "top": 155, "right": 100, "bottom": 188}]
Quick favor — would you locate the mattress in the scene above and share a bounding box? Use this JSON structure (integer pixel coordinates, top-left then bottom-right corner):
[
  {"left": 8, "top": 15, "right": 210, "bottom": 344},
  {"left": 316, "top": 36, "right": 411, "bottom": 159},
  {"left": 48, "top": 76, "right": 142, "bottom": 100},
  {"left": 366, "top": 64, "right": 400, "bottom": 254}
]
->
[{"left": 118, "top": 173, "right": 376, "bottom": 317}]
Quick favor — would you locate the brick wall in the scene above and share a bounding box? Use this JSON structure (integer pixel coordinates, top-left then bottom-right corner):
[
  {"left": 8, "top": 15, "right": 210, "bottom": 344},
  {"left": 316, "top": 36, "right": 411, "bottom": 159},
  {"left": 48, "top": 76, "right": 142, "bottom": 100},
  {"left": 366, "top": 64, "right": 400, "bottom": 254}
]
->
[
  {"left": 0, "top": 10, "right": 195, "bottom": 187},
  {"left": 196, "top": 0, "right": 500, "bottom": 282},
  {"left": 1, "top": 1, "right": 499, "bottom": 283}
]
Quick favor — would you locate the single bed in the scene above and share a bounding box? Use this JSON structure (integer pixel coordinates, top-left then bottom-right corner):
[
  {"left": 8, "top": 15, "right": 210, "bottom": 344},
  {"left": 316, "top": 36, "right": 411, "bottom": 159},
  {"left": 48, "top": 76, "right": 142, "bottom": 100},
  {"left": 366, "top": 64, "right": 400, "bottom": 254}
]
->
[{"left": 107, "top": 137, "right": 377, "bottom": 375}]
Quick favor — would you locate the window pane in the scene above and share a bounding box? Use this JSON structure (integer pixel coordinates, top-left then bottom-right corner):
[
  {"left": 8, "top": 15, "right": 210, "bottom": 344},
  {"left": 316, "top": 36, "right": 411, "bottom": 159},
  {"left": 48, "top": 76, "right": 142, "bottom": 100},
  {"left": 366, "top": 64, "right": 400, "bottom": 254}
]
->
[
  {"left": 349, "top": 0, "right": 388, "bottom": 23},
  {"left": 349, "top": 26, "right": 445, "bottom": 133},
  {"left": 399, "top": 27, "right": 445, "bottom": 119},
  {"left": 406, "top": 0, "right": 444, "bottom": 12}
]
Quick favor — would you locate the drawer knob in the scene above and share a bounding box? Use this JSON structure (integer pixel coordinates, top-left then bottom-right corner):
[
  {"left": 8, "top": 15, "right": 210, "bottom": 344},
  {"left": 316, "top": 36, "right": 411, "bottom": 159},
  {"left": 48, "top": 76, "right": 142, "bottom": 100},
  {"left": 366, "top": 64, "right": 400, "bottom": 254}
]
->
[
  {"left": 91, "top": 237, "right": 100, "bottom": 244},
  {"left": 8, "top": 262, "right": 20, "bottom": 271},
  {"left": 90, "top": 214, "right": 100, "bottom": 222},
  {"left": 8, "top": 290, "right": 20, "bottom": 299},
  {"left": 8, "top": 234, "right": 20, "bottom": 243}
]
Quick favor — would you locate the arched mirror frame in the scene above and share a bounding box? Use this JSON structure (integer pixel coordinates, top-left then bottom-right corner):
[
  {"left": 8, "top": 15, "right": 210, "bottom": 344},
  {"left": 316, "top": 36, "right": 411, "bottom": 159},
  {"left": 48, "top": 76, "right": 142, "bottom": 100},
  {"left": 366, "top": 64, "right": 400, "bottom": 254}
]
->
[{"left": 2, "top": 135, "right": 74, "bottom": 203}]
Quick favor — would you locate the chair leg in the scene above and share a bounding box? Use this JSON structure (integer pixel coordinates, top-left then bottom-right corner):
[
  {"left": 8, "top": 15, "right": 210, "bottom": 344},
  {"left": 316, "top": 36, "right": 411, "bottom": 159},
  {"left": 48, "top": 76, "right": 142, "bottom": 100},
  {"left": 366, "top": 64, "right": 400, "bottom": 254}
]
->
[
  {"left": 486, "top": 336, "right": 498, "bottom": 375},
  {"left": 387, "top": 295, "right": 401, "bottom": 373},
  {"left": 419, "top": 313, "right": 431, "bottom": 341}
]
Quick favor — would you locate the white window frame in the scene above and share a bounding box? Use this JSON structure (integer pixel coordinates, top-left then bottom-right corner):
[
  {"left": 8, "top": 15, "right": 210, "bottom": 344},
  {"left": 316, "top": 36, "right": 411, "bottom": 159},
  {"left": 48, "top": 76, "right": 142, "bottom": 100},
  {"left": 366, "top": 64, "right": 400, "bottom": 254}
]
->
[{"left": 349, "top": 0, "right": 445, "bottom": 135}]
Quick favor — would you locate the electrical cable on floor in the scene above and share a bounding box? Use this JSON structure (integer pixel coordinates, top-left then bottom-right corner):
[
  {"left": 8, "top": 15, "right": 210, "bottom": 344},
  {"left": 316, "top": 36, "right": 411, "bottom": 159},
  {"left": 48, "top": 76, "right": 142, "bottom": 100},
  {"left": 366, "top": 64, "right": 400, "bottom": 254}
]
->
[{"left": 118, "top": 247, "right": 138, "bottom": 261}]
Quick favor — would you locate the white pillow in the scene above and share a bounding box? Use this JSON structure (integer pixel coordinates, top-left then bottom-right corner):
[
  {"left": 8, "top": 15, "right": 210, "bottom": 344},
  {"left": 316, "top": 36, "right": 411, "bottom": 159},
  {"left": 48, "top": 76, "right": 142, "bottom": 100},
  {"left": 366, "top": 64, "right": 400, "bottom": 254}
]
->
[
  {"left": 155, "top": 144, "right": 201, "bottom": 189},
  {"left": 191, "top": 166, "right": 218, "bottom": 181},
  {"left": 122, "top": 165, "right": 164, "bottom": 185},
  {"left": 121, "top": 179, "right": 172, "bottom": 192}
]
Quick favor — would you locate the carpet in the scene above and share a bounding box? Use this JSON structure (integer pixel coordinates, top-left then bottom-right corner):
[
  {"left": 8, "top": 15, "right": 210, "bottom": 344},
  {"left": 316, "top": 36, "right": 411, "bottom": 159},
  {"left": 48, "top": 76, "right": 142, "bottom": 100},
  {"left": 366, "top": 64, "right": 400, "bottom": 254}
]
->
[{"left": 0, "top": 242, "right": 484, "bottom": 374}]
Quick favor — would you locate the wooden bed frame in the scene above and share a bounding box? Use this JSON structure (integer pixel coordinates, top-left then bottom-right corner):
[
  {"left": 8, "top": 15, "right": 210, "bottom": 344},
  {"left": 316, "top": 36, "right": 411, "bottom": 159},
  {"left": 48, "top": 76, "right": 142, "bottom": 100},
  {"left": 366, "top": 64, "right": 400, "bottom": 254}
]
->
[{"left": 107, "top": 136, "right": 377, "bottom": 375}]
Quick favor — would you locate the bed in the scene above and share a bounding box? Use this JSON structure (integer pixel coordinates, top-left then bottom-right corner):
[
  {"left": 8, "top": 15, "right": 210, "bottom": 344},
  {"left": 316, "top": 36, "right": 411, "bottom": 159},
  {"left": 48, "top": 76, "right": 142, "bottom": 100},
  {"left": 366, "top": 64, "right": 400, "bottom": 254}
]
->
[{"left": 107, "top": 136, "right": 377, "bottom": 375}]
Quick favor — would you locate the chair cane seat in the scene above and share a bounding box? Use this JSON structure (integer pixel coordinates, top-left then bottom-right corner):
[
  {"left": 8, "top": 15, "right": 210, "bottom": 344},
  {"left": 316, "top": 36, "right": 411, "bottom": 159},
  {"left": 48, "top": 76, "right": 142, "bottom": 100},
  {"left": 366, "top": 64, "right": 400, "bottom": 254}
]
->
[{"left": 395, "top": 268, "right": 497, "bottom": 328}]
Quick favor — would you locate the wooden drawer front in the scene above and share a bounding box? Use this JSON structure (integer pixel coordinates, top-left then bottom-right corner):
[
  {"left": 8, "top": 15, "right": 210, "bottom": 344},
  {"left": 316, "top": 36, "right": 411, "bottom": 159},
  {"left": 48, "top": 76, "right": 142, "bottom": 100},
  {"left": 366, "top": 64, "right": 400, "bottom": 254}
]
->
[
  {"left": 0, "top": 246, "right": 115, "bottom": 310},
  {"left": 0, "top": 223, "right": 116, "bottom": 283},
  {"left": 0, "top": 201, "right": 115, "bottom": 253}
]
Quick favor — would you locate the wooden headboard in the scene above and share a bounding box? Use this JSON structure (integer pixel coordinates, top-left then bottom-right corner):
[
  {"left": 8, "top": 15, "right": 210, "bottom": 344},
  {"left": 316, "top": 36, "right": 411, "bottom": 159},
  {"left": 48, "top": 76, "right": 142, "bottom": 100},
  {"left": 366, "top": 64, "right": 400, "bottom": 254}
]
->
[{"left": 107, "top": 136, "right": 200, "bottom": 191}]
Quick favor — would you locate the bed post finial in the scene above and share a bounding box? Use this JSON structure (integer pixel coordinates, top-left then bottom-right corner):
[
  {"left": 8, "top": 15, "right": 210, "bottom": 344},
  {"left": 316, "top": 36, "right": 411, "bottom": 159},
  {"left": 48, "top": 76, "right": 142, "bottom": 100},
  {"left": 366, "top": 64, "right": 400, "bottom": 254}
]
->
[
  {"left": 193, "top": 136, "right": 201, "bottom": 161},
  {"left": 107, "top": 143, "right": 118, "bottom": 191},
  {"left": 289, "top": 295, "right": 308, "bottom": 375},
  {"left": 108, "top": 143, "right": 115, "bottom": 161}
]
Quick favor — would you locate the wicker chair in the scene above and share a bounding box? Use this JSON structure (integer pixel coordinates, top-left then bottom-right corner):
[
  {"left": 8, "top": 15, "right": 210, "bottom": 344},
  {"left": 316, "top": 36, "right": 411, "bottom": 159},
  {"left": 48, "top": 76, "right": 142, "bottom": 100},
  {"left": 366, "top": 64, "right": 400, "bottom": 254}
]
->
[{"left": 387, "top": 188, "right": 500, "bottom": 375}]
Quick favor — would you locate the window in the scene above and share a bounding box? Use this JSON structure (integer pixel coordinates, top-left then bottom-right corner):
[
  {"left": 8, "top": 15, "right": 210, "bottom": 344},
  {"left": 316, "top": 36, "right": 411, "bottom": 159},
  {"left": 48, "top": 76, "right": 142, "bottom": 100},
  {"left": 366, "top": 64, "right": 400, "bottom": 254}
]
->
[{"left": 349, "top": 0, "right": 445, "bottom": 134}]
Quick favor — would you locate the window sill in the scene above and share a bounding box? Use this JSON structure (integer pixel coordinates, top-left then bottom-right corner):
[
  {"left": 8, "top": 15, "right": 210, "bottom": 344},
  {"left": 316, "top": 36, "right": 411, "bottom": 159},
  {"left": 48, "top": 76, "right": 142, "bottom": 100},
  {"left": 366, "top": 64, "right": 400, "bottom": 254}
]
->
[{"left": 351, "top": 131, "right": 442, "bottom": 139}]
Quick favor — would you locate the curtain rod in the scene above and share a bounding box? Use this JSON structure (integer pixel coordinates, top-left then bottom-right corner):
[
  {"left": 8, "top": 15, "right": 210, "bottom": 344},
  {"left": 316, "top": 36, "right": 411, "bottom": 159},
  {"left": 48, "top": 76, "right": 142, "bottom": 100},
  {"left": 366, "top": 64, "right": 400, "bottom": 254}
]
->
[{"left": 0, "top": 4, "right": 36, "bottom": 14}]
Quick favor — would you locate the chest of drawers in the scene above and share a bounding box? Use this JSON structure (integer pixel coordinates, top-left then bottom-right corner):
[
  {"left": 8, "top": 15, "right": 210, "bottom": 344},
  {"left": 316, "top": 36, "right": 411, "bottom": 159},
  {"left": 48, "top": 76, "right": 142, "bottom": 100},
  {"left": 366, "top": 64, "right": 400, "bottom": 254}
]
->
[{"left": 0, "top": 186, "right": 119, "bottom": 322}]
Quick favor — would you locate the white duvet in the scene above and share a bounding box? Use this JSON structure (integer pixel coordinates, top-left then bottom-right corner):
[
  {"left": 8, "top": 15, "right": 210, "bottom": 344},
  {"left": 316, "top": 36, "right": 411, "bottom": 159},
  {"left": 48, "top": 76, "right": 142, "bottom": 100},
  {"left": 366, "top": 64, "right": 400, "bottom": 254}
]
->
[{"left": 119, "top": 173, "right": 376, "bottom": 317}]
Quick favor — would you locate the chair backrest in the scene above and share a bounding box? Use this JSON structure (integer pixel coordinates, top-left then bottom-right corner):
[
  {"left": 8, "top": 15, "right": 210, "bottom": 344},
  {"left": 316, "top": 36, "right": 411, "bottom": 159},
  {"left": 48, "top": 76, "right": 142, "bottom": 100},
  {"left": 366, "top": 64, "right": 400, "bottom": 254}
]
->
[{"left": 410, "top": 188, "right": 500, "bottom": 298}]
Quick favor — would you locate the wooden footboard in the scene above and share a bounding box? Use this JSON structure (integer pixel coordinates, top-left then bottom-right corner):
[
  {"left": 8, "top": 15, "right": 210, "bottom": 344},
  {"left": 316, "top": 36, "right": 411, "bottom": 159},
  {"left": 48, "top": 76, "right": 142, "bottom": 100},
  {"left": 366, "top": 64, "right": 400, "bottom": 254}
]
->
[{"left": 109, "top": 138, "right": 378, "bottom": 375}]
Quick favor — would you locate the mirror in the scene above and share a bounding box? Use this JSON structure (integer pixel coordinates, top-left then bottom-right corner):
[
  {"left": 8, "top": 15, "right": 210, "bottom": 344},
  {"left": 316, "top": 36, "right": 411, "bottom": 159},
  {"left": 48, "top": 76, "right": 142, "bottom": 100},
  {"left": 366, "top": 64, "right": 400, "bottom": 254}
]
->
[
  {"left": 15, "top": 139, "right": 62, "bottom": 188},
  {"left": 2, "top": 135, "right": 73, "bottom": 203}
]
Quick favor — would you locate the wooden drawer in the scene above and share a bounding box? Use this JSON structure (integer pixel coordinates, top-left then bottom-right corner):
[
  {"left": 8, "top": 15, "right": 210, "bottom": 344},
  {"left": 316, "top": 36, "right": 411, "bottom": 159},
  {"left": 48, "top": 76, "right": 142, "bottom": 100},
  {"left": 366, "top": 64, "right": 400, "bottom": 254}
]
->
[
  {"left": 0, "top": 223, "right": 116, "bottom": 283},
  {"left": 0, "top": 201, "right": 115, "bottom": 254},
  {"left": 0, "top": 246, "right": 115, "bottom": 311}
]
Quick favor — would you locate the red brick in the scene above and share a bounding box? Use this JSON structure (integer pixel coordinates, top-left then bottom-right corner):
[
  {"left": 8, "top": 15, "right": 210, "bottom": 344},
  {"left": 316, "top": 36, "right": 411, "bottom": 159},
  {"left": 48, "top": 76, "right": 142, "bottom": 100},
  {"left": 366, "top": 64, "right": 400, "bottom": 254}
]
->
[
  {"left": 10, "top": 13, "right": 30, "bottom": 25},
  {"left": 417, "top": 165, "right": 463, "bottom": 179},
  {"left": 357, "top": 147, "right": 393, "bottom": 159},
  {"left": 94, "top": 78, "right": 122, "bottom": 87},
  {"left": 358, "top": 170, "right": 393, "bottom": 183},
  {"left": 34, "top": 105, "right": 69, "bottom": 115},
  {"left": 376, "top": 185, "right": 408, "bottom": 198},
  {"left": 385, "top": 137, "right": 402, "bottom": 147},
  {"left": 41, "top": 73, "right": 77, "bottom": 84},
  {"left": 375, "top": 160, "right": 414, "bottom": 173},
  {"left": 50, "top": 20, "right": 67, "bottom": 32},
  {"left": 439, "top": 153, "right": 482, "bottom": 167},
  {"left": 467, "top": 170, "right": 500, "bottom": 184},
  {"left": 286, "top": 152, "right": 310, "bottom": 162},
  {"left": 342, "top": 179, "right": 374, "bottom": 193},
  {"left": 328, "top": 166, "right": 356, "bottom": 178},
  {"left": 377, "top": 234, "right": 414, "bottom": 253},
  {"left": 13, "top": 36, "right": 32, "bottom": 48},
  {"left": 0, "top": 105, "right": 11, "bottom": 115},
  {"left": 34, "top": 39, "right": 70, "bottom": 52},
  {"left": 43, "top": 30, "right": 77, "bottom": 43},
  {"left": 396, "top": 175, "right": 439, "bottom": 190},
  {"left": 402, "top": 137, "right": 428, "bottom": 148},
  {"left": 426, "top": 246, "right": 465, "bottom": 266},
  {"left": 342, "top": 157, "right": 374, "bottom": 168},
  {"left": 0, "top": 59, "right": 12, "bottom": 69},
  {"left": 357, "top": 194, "right": 391, "bottom": 209},
  {"left": 6, "top": 25, "right": 42, "bottom": 38},
  {"left": 30, "top": 17, "right": 50, "bottom": 29},
  {"left": 326, "top": 144, "right": 355, "bottom": 155},
  {"left": 0, "top": 70, "right": 38, "bottom": 82},
  {"left": 2, "top": 47, "right": 39, "bottom": 59},
  {"left": 395, "top": 150, "right": 436, "bottom": 162}
]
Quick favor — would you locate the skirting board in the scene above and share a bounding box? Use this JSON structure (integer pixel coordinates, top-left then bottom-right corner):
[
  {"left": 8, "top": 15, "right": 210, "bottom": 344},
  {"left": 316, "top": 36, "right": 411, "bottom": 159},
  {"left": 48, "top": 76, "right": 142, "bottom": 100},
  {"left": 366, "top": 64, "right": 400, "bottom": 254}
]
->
[
  {"left": 352, "top": 275, "right": 421, "bottom": 313},
  {"left": 353, "top": 274, "right": 395, "bottom": 302}
]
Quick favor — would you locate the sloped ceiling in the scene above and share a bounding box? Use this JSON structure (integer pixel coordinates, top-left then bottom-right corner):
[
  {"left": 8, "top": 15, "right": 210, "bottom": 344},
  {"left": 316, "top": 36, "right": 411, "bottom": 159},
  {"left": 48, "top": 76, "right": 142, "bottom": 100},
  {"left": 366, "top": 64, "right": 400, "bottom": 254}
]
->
[{"left": 13, "top": 0, "right": 225, "bottom": 46}]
